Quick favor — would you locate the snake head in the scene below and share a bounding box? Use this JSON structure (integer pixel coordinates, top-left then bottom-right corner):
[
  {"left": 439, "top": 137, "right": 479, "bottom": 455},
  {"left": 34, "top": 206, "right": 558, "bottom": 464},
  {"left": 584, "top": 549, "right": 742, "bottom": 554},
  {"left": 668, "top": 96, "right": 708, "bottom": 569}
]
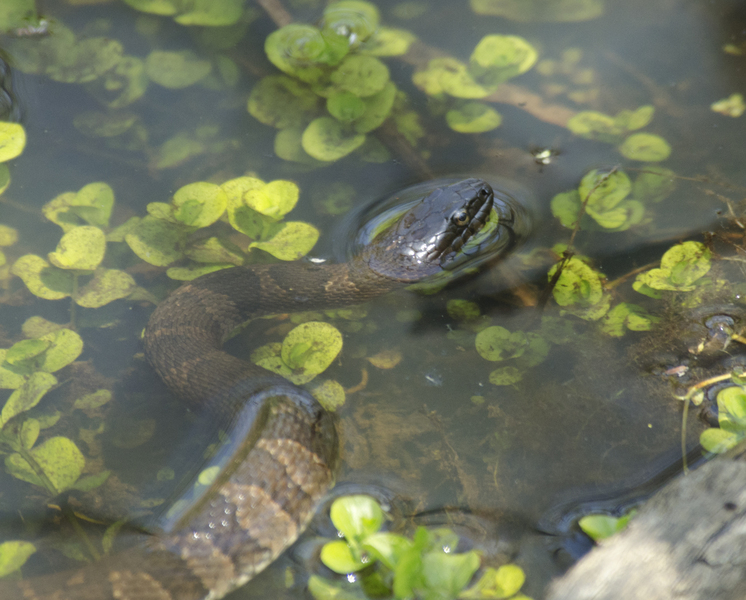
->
[{"left": 363, "top": 178, "right": 497, "bottom": 282}]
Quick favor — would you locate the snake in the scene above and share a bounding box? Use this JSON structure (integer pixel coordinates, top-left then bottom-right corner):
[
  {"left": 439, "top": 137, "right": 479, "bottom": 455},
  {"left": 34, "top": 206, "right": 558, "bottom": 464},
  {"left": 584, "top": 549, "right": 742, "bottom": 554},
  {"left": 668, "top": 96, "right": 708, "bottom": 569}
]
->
[{"left": 0, "top": 178, "right": 524, "bottom": 600}]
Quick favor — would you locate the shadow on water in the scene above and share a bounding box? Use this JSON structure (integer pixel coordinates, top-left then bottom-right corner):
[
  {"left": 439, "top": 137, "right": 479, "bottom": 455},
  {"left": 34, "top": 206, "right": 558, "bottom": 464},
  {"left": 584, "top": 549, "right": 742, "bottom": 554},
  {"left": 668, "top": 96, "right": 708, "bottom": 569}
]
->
[{"left": 0, "top": 0, "right": 745, "bottom": 598}]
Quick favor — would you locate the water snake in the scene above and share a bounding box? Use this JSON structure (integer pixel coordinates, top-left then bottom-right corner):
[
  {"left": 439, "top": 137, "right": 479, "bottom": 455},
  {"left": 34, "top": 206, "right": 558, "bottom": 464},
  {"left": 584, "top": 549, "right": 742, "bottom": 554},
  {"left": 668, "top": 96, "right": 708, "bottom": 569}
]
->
[{"left": 1, "top": 178, "right": 524, "bottom": 600}]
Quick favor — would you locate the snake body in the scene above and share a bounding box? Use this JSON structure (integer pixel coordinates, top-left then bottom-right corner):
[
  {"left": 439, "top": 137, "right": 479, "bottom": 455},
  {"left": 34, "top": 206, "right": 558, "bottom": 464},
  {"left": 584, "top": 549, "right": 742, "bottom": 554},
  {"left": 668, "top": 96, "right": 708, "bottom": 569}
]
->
[{"left": 1, "top": 178, "right": 521, "bottom": 600}]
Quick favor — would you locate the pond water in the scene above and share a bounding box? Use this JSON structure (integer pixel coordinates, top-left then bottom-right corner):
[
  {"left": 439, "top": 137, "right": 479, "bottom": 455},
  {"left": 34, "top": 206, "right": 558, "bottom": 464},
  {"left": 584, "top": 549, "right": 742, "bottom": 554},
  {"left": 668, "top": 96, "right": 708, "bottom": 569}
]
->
[{"left": 0, "top": 0, "right": 745, "bottom": 598}]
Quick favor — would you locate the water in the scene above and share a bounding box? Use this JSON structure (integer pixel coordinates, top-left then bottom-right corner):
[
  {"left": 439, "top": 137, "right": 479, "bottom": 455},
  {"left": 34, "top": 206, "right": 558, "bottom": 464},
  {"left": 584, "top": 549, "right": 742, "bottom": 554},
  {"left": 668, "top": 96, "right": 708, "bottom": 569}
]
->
[{"left": 0, "top": 0, "right": 745, "bottom": 598}]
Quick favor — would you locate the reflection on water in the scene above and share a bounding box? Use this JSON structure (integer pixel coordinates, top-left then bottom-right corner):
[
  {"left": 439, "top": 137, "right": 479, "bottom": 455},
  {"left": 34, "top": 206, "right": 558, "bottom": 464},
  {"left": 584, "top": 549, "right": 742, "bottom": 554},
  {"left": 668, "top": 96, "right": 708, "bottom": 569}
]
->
[{"left": 0, "top": 0, "right": 745, "bottom": 598}]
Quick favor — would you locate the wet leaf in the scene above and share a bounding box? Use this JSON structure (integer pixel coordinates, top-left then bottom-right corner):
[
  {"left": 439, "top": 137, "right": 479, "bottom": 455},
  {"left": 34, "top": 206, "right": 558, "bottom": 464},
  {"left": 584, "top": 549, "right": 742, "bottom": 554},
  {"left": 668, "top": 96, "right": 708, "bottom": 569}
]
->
[
  {"left": 265, "top": 24, "right": 328, "bottom": 84},
  {"left": 711, "top": 93, "right": 745, "bottom": 118},
  {"left": 632, "top": 167, "right": 676, "bottom": 203},
  {"left": 74, "top": 389, "right": 112, "bottom": 411},
  {"left": 248, "top": 75, "right": 319, "bottom": 129},
  {"left": 36, "top": 328, "right": 84, "bottom": 374},
  {"left": 249, "top": 221, "right": 319, "bottom": 260},
  {"left": 308, "top": 575, "right": 367, "bottom": 600},
  {"left": 447, "top": 299, "right": 481, "bottom": 321},
  {"left": 153, "top": 133, "right": 205, "bottom": 169},
  {"left": 475, "top": 326, "right": 527, "bottom": 361},
  {"left": 422, "top": 551, "right": 480, "bottom": 598},
  {"left": 363, "top": 532, "right": 413, "bottom": 570},
  {"left": 578, "top": 169, "right": 631, "bottom": 212},
  {"left": 0, "top": 541, "right": 36, "bottom": 578},
  {"left": 548, "top": 257, "right": 605, "bottom": 307},
  {"left": 167, "top": 263, "right": 232, "bottom": 281},
  {"left": 110, "top": 417, "right": 156, "bottom": 449},
  {"left": 302, "top": 117, "right": 366, "bottom": 161},
  {"left": 244, "top": 180, "right": 299, "bottom": 220},
  {"left": 0, "top": 122, "right": 26, "bottom": 162},
  {"left": 308, "top": 379, "right": 346, "bottom": 411},
  {"left": 601, "top": 303, "right": 656, "bottom": 337},
  {"left": 73, "top": 111, "right": 138, "bottom": 138},
  {"left": 550, "top": 191, "right": 582, "bottom": 229},
  {"left": 76, "top": 269, "right": 137, "bottom": 308},
  {"left": 172, "top": 182, "right": 228, "bottom": 227},
  {"left": 488, "top": 366, "right": 523, "bottom": 386},
  {"left": 718, "top": 386, "right": 746, "bottom": 426},
  {"left": 578, "top": 513, "right": 634, "bottom": 542},
  {"left": 331, "top": 55, "right": 389, "bottom": 97},
  {"left": 0, "top": 372, "right": 57, "bottom": 428},
  {"left": 173, "top": 0, "right": 244, "bottom": 26},
  {"left": 330, "top": 495, "right": 384, "bottom": 543},
  {"left": 414, "top": 57, "right": 489, "bottom": 98},
  {"left": 469, "top": 34, "right": 538, "bottom": 89},
  {"left": 361, "top": 27, "right": 417, "bottom": 56},
  {"left": 43, "top": 182, "right": 115, "bottom": 232},
  {"left": 367, "top": 349, "right": 402, "bottom": 369},
  {"left": 86, "top": 56, "right": 148, "bottom": 109},
  {"left": 618, "top": 133, "right": 671, "bottom": 162},
  {"left": 353, "top": 81, "right": 396, "bottom": 133},
  {"left": 72, "top": 470, "right": 111, "bottom": 492},
  {"left": 19, "top": 419, "right": 40, "bottom": 449},
  {"left": 5, "top": 339, "right": 51, "bottom": 366},
  {"left": 328, "top": 91, "right": 367, "bottom": 123},
  {"left": 446, "top": 102, "right": 502, "bottom": 133},
  {"left": 21, "top": 317, "right": 63, "bottom": 339},
  {"left": 280, "top": 321, "right": 343, "bottom": 379},
  {"left": 567, "top": 111, "right": 625, "bottom": 143},
  {"left": 701, "top": 427, "right": 740, "bottom": 454},
  {"left": 11, "top": 255, "right": 74, "bottom": 300},
  {"left": 5, "top": 436, "right": 85, "bottom": 492},
  {"left": 0, "top": 226, "right": 16, "bottom": 248},
  {"left": 47, "top": 38, "right": 124, "bottom": 84},
  {"left": 616, "top": 105, "right": 655, "bottom": 130},
  {"left": 146, "top": 50, "right": 212, "bottom": 88},
  {"left": 634, "top": 241, "right": 711, "bottom": 292},
  {"left": 122, "top": 0, "right": 179, "bottom": 16},
  {"left": 48, "top": 226, "right": 106, "bottom": 271},
  {"left": 125, "top": 216, "right": 185, "bottom": 266},
  {"left": 185, "top": 237, "right": 244, "bottom": 265},
  {"left": 320, "top": 540, "right": 367, "bottom": 574},
  {"left": 0, "top": 351, "right": 26, "bottom": 389},
  {"left": 322, "top": 0, "right": 380, "bottom": 46}
]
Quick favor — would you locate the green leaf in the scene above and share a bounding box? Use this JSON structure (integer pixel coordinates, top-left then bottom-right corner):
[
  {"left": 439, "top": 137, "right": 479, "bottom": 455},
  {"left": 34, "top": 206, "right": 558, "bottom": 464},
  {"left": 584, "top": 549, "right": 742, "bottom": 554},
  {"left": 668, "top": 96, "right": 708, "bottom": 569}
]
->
[
  {"left": 578, "top": 169, "right": 631, "bottom": 212},
  {"left": 322, "top": 1, "right": 380, "bottom": 46},
  {"left": 700, "top": 428, "right": 740, "bottom": 454},
  {"left": 421, "top": 550, "right": 480, "bottom": 598},
  {"left": 36, "top": 328, "right": 84, "bottom": 374},
  {"left": 718, "top": 386, "right": 746, "bottom": 426},
  {"left": 0, "top": 224, "right": 17, "bottom": 246},
  {"left": 145, "top": 50, "right": 212, "bottom": 89},
  {"left": 248, "top": 75, "right": 319, "bottom": 129},
  {"left": 634, "top": 241, "right": 711, "bottom": 292},
  {"left": 279, "top": 321, "right": 342, "bottom": 380},
  {"left": 71, "top": 470, "right": 111, "bottom": 492},
  {"left": 711, "top": 93, "right": 746, "bottom": 118},
  {"left": 20, "top": 419, "right": 40, "bottom": 449},
  {"left": 172, "top": 182, "right": 228, "bottom": 227},
  {"left": 0, "top": 372, "right": 57, "bottom": 428},
  {"left": 548, "top": 257, "right": 605, "bottom": 307},
  {"left": 265, "top": 24, "right": 328, "bottom": 84},
  {"left": 328, "top": 91, "right": 367, "bottom": 123},
  {"left": 632, "top": 167, "right": 676, "bottom": 203},
  {"left": 152, "top": 133, "right": 205, "bottom": 169},
  {"left": 618, "top": 133, "right": 671, "bottom": 162},
  {"left": 320, "top": 540, "right": 367, "bottom": 573},
  {"left": 353, "top": 81, "right": 397, "bottom": 133},
  {"left": 469, "top": 0, "right": 604, "bottom": 22},
  {"left": 362, "top": 532, "right": 413, "bottom": 570},
  {"left": 578, "top": 514, "right": 632, "bottom": 542},
  {"left": 330, "top": 55, "right": 390, "bottom": 97},
  {"left": 173, "top": 0, "right": 244, "bottom": 26},
  {"left": 185, "top": 237, "right": 244, "bottom": 265},
  {"left": 0, "top": 541, "right": 36, "bottom": 578},
  {"left": 600, "top": 303, "right": 656, "bottom": 337},
  {"left": 166, "top": 264, "right": 233, "bottom": 281},
  {"left": 48, "top": 226, "right": 106, "bottom": 271},
  {"left": 308, "top": 379, "right": 346, "bottom": 411},
  {"left": 244, "top": 180, "right": 299, "bottom": 220},
  {"left": 0, "top": 122, "right": 26, "bottom": 162},
  {"left": 469, "top": 34, "right": 538, "bottom": 89},
  {"left": 567, "top": 111, "right": 625, "bottom": 143},
  {"left": 361, "top": 27, "right": 417, "bottom": 56},
  {"left": 122, "top": 0, "right": 179, "bottom": 16},
  {"left": 249, "top": 221, "right": 319, "bottom": 261},
  {"left": 11, "top": 254, "right": 74, "bottom": 300},
  {"left": 302, "top": 117, "right": 366, "bottom": 161},
  {"left": 461, "top": 564, "right": 526, "bottom": 599},
  {"left": 447, "top": 299, "right": 481, "bottom": 321},
  {"left": 330, "top": 495, "right": 384, "bottom": 543},
  {"left": 5, "top": 436, "right": 85, "bottom": 492},
  {"left": 550, "top": 190, "right": 582, "bottom": 229},
  {"left": 446, "top": 102, "right": 502, "bottom": 133},
  {"left": 125, "top": 216, "right": 185, "bottom": 266},
  {"left": 308, "top": 575, "right": 368, "bottom": 600},
  {"left": 76, "top": 268, "right": 137, "bottom": 308},
  {"left": 488, "top": 366, "right": 523, "bottom": 386},
  {"left": 5, "top": 339, "right": 51, "bottom": 366},
  {"left": 0, "top": 350, "right": 26, "bottom": 389},
  {"left": 475, "top": 326, "right": 527, "bottom": 361},
  {"left": 73, "top": 111, "right": 138, "bottom": 138},
  {"left": 413, "top": 58, "right": 489, "bottom": 99},
  {"left": 73, "top": 389, "right": 112, "bottom": 411},
  {"left": 86, "top": 56, "right": 148, "bottom": 109}
]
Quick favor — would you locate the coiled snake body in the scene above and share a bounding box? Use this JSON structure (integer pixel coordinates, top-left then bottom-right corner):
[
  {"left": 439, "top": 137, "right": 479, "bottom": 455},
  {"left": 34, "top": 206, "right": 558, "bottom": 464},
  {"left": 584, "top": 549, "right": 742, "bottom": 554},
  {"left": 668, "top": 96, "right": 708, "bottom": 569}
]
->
[{"left": 1, "top": 178, "right": 522, "bottom": 600}]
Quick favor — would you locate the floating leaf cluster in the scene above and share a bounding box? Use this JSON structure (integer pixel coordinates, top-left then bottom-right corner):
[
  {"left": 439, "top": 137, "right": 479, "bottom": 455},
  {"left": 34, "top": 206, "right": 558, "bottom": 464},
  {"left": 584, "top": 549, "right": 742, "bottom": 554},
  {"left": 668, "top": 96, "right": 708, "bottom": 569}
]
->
[
  {"left": 551, "top": 167, "right": 675, "bottom": 232},
  {"left": 470, "top": 0, "right": 604, "bottom": 22},
  {"left": 413, "top": 34, "right": 537, "bottom": 134},
  {"left": 567, "top": 105, "right": 671, "bottom": 161},
  {"left": 312, "top": 495, "right": 532, "bottom": 600},
  {"left": 700, "top": 385, "right": 746, "bottom": 454},
  {"left": 249, "top": 1, "right": 416, "bottom": 163},
  {"left": 633, "top": 241, "right": 712, "bottom": 298},
  {"left": 123, "top": 0, "right": 245, "bottom": 27}
]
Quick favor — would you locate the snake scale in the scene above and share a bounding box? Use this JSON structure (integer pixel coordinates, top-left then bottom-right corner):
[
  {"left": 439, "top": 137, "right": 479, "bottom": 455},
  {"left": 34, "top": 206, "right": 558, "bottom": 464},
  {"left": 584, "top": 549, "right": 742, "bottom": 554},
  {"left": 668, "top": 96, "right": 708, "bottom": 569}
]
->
[{"left": 0, "top": 178, "right": 522, "bottom": 600}]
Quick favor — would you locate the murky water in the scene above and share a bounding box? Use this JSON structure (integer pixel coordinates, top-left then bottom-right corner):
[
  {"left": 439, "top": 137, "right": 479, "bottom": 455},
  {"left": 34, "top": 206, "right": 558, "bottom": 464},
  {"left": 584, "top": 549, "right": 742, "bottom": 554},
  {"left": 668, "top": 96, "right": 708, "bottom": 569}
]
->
[{"left": 1, "top": 0, "right": 745, "bottom": 598}]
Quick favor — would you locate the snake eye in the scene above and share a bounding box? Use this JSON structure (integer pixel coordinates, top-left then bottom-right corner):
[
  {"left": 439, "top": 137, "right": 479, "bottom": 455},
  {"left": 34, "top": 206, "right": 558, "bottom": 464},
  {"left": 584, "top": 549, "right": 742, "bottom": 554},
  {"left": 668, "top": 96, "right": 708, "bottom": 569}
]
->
[
  {"left": 451, "top": 210, "right": 469, "bottom": 226},
  {"left": 478, "top": 187, "right": 490, "bottom": 198}
]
